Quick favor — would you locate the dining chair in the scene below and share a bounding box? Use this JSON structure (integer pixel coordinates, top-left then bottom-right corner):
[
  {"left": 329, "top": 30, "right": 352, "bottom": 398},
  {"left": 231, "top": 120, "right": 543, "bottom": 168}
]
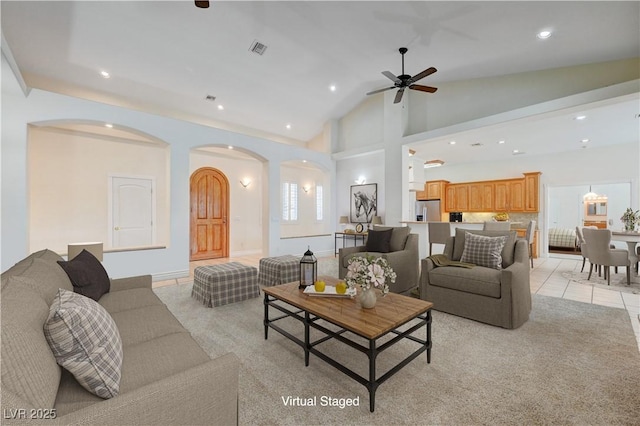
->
[
  {"left": 428, "top": 222, "right": 451, "bottom": 256},
  {"left": 483, "top": 221, "right": 510, "bottom": 231},
  {"left": 582, "top": 228, "right": 630, "bottom": 285},
  {"left": 575, "top": 226, "right": 591, "bottom": 273},
  {"left": 525, "top": 220, "right": 536, "bottom": 268}
]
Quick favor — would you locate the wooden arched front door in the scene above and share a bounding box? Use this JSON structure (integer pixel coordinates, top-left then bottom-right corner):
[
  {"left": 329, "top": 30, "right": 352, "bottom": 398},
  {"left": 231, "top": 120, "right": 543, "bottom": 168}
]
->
[{"left": 190, "top": 167, "right": 229, "bottom": 261}]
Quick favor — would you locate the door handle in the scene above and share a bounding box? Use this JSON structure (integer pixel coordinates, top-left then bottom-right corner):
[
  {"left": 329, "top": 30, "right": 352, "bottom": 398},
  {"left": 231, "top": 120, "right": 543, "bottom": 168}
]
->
[{"left": 114, "top": 227, "right": 120, "bottom": 231}]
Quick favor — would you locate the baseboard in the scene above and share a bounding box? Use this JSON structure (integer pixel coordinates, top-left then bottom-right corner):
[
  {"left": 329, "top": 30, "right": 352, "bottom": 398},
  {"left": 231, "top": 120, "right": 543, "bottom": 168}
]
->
[
  {"left": 152, "top": 269, "right": 190, "bottom": 282},
  {"left": 229, "top": 249, "right": 262, "bottom": 257}
]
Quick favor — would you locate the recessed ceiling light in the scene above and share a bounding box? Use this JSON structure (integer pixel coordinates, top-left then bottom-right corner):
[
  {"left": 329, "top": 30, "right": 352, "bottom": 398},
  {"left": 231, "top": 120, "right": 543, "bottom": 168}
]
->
[
  {"left": 498, "top": 140, "right": 505, "bottom": 144},
  {"left": 286, "top": 124, "right": 292, "bottom": 130},
  {"left": 512, "top": 149, "right": 526, "bottom": 155},
  {"left": 100, "top": 71, "right": 110, "bottom": 79},
  {"left": 104, "top": 123, "right": 113, "bottom": 128},
  {"left": 449, "top": 141, "right": 456, "bottom": 145},
  {"left": 217, "top": 105, "right": 224, "bottom": 110},
  {"left": 581, "top": 138, "right": 590, "bottom": 143},
  {"left": 228, "top": 145, "right": 233, "bottom": 150},
  {"left": 537, "top": 30, "right": 552, "bottom": 39},
  {"left": 574, "top": 115, "right": 587, "bottom": 121},
  {"left": 329, "top": 85, "right": 337, "bottom": 92}
]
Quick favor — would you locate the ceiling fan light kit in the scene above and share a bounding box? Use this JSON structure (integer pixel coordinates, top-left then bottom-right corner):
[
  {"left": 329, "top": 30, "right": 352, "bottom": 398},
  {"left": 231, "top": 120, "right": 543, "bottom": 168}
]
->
[{"left": 366, "top": 47, "right": 438, "bottom": 104}]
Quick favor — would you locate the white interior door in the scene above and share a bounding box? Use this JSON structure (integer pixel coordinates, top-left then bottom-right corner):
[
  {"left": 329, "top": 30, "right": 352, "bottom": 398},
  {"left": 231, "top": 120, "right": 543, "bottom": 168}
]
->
[{"left": 111, "top": 176, "right": 154, "bottom": 247}]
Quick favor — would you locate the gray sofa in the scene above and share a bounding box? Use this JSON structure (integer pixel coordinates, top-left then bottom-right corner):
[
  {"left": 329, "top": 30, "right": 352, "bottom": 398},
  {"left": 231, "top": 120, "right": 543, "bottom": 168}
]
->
[
  {"left": 420, "top": 229, "right": 531, "bottom": 329},
  {"left": 338, "top": 226, "right": 419, "bottom": 295},
  {"left": 1, "top": 249, "right": 239, "bottom": 425}
]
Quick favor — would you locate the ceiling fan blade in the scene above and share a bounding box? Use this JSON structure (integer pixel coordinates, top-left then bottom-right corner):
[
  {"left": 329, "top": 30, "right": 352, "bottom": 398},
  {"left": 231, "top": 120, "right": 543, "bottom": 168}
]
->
[
  {"left": 195, "top": 1, "right": 210, "bottom": 8},
  {"left": 409, "top": 67, "right": 437, "bottom": 83},
  {"left": 382, "top": 71, "right": 401, "bottom": 83},
  {"left": 410, "top": 84, "right": 438, "bottom": 93},
  {"left": 366, "top": 86, "right": 396, "bottom": 96},
  {"left": 394, "top": 88, "right": 405, "bottom": 104}
]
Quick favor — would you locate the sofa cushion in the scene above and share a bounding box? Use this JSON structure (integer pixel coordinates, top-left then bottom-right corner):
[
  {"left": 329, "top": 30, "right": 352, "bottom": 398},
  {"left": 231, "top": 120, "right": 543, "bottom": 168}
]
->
[
  {"left": 19, "top": 258, "right": 74, "bottom": 305},
  {"left": 110, "top": 304, "right": 189, "bottom": 347},
  {"left": 1, "top": 277, "right": 61, "bottom": 409},
  {"left": 44, "top": 289, "right": 123, "bottom": 399},
  {"left": 99, "top": 288, "right": 165, "bottom": 314},
  {"left": 429, "top": 266, "right": 502, "bottom": 298},
  {"left": 54, "top": 332, "right": 211, "bottom": 416},
  {"left": 460, "top": 232, "right": 508, "bottom": 270},
  {"left": 365, "top": 228, "right": 393, "bottom": 253},
  {"left": 374, "top": 226, "right": 410, "bottom": 252},
  {"left": 453, "top": 229, "right": 517, "bottom": 268},
  {"left": 57, "top": 249, "right": 110, "bottom": 301}
]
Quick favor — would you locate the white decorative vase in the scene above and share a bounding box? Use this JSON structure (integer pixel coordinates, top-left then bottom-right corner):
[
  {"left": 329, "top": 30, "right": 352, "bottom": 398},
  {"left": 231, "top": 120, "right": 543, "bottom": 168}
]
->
[{"left": 359, "top": 288, "right": 377, "bottom": 309}]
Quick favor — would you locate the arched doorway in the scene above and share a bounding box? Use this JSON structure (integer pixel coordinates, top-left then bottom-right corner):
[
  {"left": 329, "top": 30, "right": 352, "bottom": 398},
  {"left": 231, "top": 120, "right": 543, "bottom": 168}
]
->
[{"left": 190, "top": 167, "right": 230, "bottom": 260}]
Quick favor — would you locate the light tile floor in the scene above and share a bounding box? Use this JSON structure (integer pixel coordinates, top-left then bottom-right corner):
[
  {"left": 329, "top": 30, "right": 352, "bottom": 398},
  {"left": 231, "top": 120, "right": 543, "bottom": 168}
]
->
[{"left": 155, "top": 253, "right": 640, "bottom": 352}]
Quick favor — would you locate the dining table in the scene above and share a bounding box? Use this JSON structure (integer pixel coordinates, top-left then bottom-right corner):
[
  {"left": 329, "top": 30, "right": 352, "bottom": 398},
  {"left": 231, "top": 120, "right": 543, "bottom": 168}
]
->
[{"left": 611, "top": 231, "right": 640, "bottom": 276}]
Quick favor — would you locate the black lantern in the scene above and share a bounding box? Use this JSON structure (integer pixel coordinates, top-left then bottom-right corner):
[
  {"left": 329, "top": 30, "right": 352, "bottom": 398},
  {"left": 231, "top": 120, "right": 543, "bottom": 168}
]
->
[{"left": 299, "top": 247, "right": 317, "bottom": 289}]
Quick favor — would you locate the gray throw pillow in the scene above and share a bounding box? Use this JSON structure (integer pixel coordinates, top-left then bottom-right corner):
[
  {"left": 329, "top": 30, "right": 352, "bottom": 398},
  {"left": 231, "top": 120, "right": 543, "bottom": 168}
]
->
[
  {"left": 57, "top": 249, "right": 110, "bottom": 301},
  {"left": 365, "top": 229, "right": 393, "bottom": 253},
  {"left": 44, "top": 288, "right": 123, "bottom": 399},
  {"left": 373, "top": 226, "right": 411, "bottom": 252},
  {"left": 460, "top": 232, "right": 508, "bottom": 269}
]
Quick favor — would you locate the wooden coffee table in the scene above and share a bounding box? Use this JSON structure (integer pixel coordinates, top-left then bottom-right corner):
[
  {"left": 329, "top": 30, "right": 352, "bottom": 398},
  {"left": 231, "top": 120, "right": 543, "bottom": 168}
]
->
[{"left": 263, "top": 277, "right": 433, "bottom": 412}]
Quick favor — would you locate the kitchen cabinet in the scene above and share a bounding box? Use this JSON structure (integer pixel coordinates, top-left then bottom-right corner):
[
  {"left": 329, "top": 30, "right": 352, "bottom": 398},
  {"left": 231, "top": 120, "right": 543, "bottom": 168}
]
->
[
  {"left": 523, "top": 172, "right": 541, "bottom": 212},
  {"left": 444, "top": 184, "right": 469, "bottom": 212},
  {"left": 443, "top": 172, "right": 541, "bottom": 213},
  {"left": 417, "top": 180, "right": 448, "bottom": 201},
  {"left": 494, "top": 180, "right": 524, "bottom": 212},
  {"left": 469, "top": 182, "right": 494, "bottom": 211}
]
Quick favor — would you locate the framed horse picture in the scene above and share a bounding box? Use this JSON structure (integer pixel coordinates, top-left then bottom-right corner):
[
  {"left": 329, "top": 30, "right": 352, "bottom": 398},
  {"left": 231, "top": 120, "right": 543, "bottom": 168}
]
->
[{"left": 350, "top": 183, "right": 377, "bottom": 225}]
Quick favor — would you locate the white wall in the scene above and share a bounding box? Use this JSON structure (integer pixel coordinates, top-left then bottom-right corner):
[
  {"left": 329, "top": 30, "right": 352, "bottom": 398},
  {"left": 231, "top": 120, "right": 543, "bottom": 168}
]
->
[
  {"left": 407, "top": 58, "right": 640, "bottom": 136},
  {"left": 280, "top": 164, "right": 331, "bottom": 239},
  {"left": 335, "top": 151, "right": 386, "bottom": 225},
  {"left": 2, "top": 53, "right": 334, "bottom": 278},
  {"left": 189, "top": 150, "right": 263, "bottom": 256}
]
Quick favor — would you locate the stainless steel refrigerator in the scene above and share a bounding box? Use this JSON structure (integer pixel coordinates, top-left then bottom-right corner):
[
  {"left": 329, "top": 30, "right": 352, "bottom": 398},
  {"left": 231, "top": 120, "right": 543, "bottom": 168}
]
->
[{"left": 415, "top": 200, "right": 442, "bottom": 222}]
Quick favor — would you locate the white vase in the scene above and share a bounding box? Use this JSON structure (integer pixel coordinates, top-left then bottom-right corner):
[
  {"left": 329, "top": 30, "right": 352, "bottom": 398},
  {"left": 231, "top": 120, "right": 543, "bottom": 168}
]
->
[{"left": 359, "top": 287, "right": 377, "bottom": 309}]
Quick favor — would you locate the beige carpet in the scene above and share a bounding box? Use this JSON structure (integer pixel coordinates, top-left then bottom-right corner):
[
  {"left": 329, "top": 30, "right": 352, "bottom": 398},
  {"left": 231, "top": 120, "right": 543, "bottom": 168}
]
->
[{"left": 154, "top": 283, "right": 640, "bottom": 425}]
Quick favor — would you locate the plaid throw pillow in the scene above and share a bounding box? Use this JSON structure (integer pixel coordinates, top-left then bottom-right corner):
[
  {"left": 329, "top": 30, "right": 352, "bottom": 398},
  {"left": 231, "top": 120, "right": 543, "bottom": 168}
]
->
[
  {"left": 460, "top": 232, "right": 508, "bottom": 270},
  {"left": 44, "top": 288, "right": 122, "bottom": 399}
]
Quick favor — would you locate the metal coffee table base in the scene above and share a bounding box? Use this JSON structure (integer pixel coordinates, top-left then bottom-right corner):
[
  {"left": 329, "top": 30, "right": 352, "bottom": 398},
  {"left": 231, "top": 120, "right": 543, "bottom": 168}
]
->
[{"left": 263, "top": 293, "right": 432, "bottom": 412}]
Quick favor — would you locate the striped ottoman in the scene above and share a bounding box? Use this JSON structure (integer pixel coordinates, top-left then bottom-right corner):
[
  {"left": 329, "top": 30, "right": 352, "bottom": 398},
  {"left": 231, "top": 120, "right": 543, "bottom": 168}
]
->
[
  {"left": 258, "top": 255, "right": 300, "bottom": 287},
  {"left": 192, "top": 262, "right": 259, "bottom": 307}
]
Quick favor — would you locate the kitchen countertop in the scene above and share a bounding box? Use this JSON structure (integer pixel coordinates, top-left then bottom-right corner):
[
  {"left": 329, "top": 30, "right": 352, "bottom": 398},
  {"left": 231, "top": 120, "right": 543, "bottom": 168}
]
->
[{"left": 400, "top": 220, "right": 525, "bottom": 228}]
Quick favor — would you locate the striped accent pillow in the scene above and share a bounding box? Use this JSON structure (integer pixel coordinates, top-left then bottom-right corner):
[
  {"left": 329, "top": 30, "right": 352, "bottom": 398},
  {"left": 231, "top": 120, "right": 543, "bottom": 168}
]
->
[
  {"left": 44, "top": 288, "right": 122, "bottom": 399},
  {"left": 460, "top": 232, "right": 508, "bottom": 270}
]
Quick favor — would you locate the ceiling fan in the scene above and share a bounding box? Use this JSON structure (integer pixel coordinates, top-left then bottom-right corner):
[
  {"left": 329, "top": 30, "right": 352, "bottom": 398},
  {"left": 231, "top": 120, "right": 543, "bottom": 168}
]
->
[
  {"left": 366, "top": 47, "right": 438, "bottom": 104},
  {"left": 195, "top": 1, "right": 209, "bottom": 8}
]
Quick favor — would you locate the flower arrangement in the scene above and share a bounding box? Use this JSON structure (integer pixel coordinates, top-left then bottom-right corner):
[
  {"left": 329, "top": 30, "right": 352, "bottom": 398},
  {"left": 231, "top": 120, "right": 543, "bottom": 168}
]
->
[
  {"left": 621, "top": 208, "right": 639, "bottom": 231},
  {"left": 345, "top": 255, "right": 396, "bottom": 296}
]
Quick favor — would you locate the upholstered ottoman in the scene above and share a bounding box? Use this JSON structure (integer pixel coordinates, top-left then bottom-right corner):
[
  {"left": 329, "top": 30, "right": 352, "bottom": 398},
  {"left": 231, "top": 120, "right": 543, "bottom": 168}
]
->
[
  {"left": 192, "top": 262, "right": 259, "bottom": 307},
  {"left": 258, "top": 255, "right": 300, "bottom": 287}
]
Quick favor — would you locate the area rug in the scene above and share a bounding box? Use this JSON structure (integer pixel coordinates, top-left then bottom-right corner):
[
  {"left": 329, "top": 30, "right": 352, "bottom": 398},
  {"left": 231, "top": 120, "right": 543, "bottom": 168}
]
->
[
  {"left": 153, "top": 283, "right": 640, "bottom": 425},
  {"left": 561, "top": 269, "right": 640, "bottom": 294}
]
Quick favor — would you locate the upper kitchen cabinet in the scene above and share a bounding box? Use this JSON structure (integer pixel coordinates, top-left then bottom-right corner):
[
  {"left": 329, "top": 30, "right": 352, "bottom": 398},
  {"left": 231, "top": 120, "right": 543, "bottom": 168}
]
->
[
  {"left": 445, "top": 184, "right": 469, "bottom": 212},
  {"left": 444, "top": 172, "right": 541, "bottom": 213},
  {"left": 469, "top": 182, "right": 494, "bottom": 212},
  {"left": 523, "top": 172, "right": 541, "bottom": 212},
  {"left": 417, "top": 180, "right": 449, "bottom": 201}
]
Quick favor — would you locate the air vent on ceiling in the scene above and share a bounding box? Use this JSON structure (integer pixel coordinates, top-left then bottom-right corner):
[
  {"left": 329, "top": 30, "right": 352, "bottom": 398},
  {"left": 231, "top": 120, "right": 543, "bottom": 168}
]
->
[
  {"left": 205, "top": 94, "right": 216, "bottom": 101},
  {"left": 470, "top": 142, "right": 483, "bottom": 147},
  {"left": 249, "top": 40, "right": 268, "bottom": 56}
]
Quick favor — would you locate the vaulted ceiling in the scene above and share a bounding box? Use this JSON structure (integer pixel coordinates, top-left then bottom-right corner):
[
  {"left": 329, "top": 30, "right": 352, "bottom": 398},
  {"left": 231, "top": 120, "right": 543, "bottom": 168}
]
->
[{"left": 2, "top": 1, "right": 639, "bottom": 160}]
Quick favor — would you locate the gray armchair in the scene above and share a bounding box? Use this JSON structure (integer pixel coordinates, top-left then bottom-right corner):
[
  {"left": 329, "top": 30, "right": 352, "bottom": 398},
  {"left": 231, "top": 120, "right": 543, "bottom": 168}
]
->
[
  {"left": 338, "top": 226, "right": 419, "bottom": 295},
  {"left": 420, "top": 229, "right": 531, "bottom": 329}
]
